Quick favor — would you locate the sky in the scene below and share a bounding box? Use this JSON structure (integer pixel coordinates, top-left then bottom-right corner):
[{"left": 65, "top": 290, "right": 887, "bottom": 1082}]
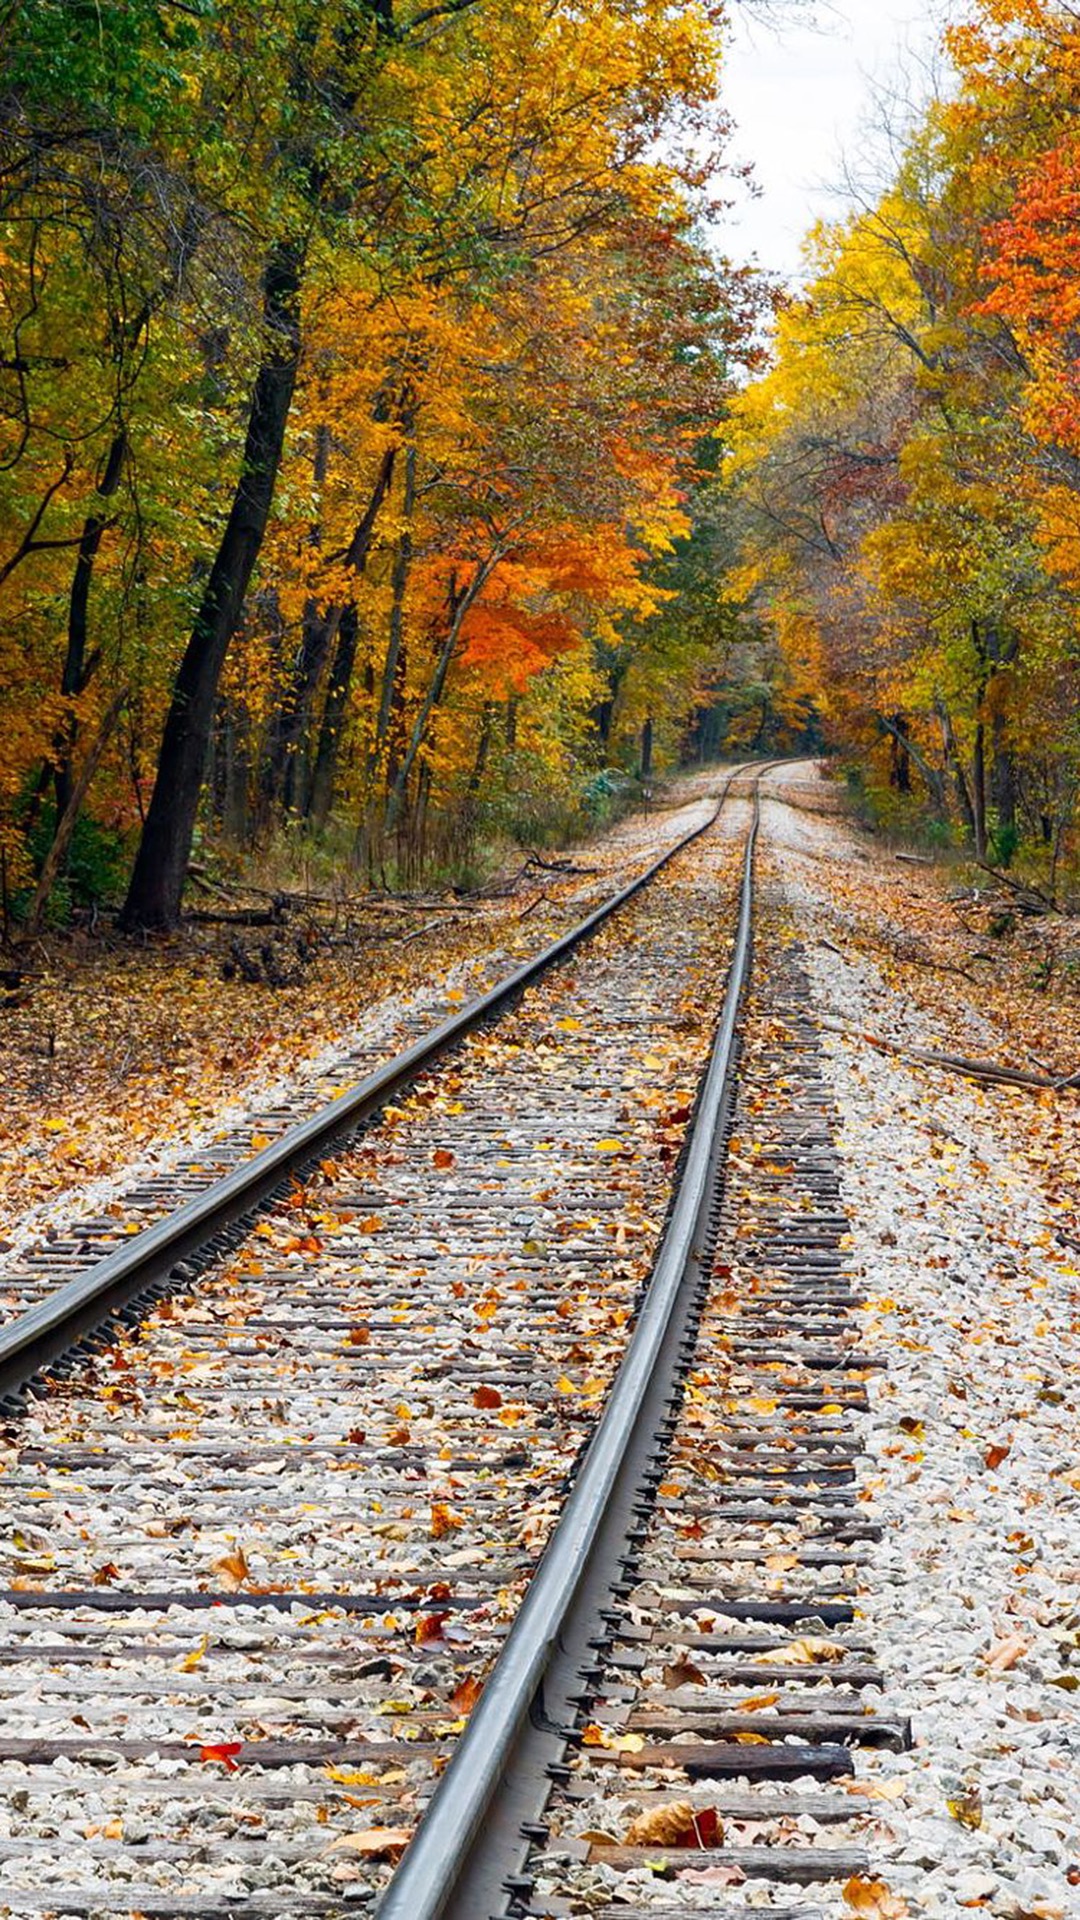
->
[{"left": 721, "top": 0, "right": 958, "bottom": 284}]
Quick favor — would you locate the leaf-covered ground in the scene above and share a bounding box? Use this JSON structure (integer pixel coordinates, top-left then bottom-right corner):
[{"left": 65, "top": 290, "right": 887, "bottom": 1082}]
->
[
  {"left": 0, "top": 798, "right": 709, "bottom": 1250},
  {"left": 761, "top": 767, "right": 1080, "bottom": 1918},
  {"left": 765, "top": 766, "right": 1080, "bottom": 1256}
]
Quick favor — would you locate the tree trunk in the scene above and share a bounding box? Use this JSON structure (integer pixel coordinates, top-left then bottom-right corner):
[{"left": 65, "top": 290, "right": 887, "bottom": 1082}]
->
[
  {"left": 384, "top": 555, "right": 498, "bottom": 837},
  {"left": 972, "top": 718, "right": 988, "bottom": 863},
  {"left": 53, "top": 428, "right": 126, "bottom": 817},
  {"left": 876, "top": 710, "right": 944, "bottom": 809},
  {"left": 352, "top": 441, "right": 416, "bottom": 868},
  {"left": 270, "top": 439, "right": 395, "bottom": 817},
  {"left": 640, "top": 716, "right": 653, "bottom": 780},
  {"left": 934, "top": 699, "right": 976, "bottom": 841},
  {"left": 120, "top": 239, "right": 303, "bottom": 931},
  {"left": 308, "top": 602, "right": 359, "bottom": 827},
  {"left": 886, "top": 710, "right": 911, "bottom": 793},
  {"left": 26, "top": 689, "right": 128, "bottom": 935},
  {"left": 990, "top": 709, "right": 1017, "bottom": 840}
]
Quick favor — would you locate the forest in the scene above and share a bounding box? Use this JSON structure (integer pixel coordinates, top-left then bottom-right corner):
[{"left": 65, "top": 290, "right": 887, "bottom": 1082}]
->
[
  {"left": 726, "top": 0, "right": 1080, "bottom": 886},
  {"left": 2, "top": 0, "right": 1080, "bottom": 936}
]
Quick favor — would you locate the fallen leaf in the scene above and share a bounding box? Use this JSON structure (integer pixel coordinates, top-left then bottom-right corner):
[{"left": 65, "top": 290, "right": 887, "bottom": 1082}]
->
[
  {"left": 433, "top": 1148, "right": 455, "bottom": 1169},
  {"left": 177, "top": 1634, "right": 210, "bottom": 1673},
  {"left": 625, "top": 1801, "right": 706, "bottom": 1847},
  {"left": 985, "top": 1633, "right": 1029, "bottom": 1672},
  {"left": 662, "top": 1660, "right": 707, "bottom": 1689},
  {"left": 580, "top": 1722, "right": 644, "bottom": 1754},
  {"left": 843, "top": 1876, "right": 908, "bottom": 1918},
  {"left": 473, "top": 1384, "right": 502, "bottom": 1409},
  {"left": 594, "top": 1138, "right": 625, "bottom": 1153},
  {"left": 679, "top": 1862, "right": 746, "bottom": 1886},
  {"left": 200, "top": 1741, "right": 243, "bottom": 1771},
  {"left": 756, "top": 1636, "right": 846, "bottom": 1666},
  {"left": 326, "top": 1827, "right": 411, "bottom": 1857},
  {"left": 984, "top": 1442, "right": 1011, "bottom": 1470},
  {"left": 947, "top": 1787, "right": 983, "bottom": 1831},
  {"left": 213, "top": 1547, "right": 251, "bottom": 1591},
  {"left": 451, "top": 1672, "right": 482, "bottom": 1714},
  {"left": 414, "top": 1612, "right": 448, "bottom": 1645},
  {"left": 430, "top": 1502, "right": 463, "bottom": 1538}
]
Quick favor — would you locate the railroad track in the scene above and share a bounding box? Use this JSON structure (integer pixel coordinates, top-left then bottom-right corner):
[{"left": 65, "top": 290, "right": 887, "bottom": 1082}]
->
[
  {"left": 378, "top": 791, "right": 907, "bottom": 1920},
  {"left": 0, "top": 768, "right": 773, "bottom": 1918}
]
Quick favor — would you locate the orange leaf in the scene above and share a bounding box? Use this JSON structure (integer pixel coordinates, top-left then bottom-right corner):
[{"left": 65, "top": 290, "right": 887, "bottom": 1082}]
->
[
  {"left": 415, "top": 1612, "right": 448, "bottom": 1645},
  {"left": 843, "top": 1877, "right": 908, "bottom": 1917},
  {"left": 433, "top": 1148, "right": 455, "bottom": 1169},
  {"left": 473, "top": 1384, "right": 502, "bottom": 1409},
  {"left": 200, "top": 1741, "right": 243, "bottom": 1771},
  {"left": 451, "top": 1672, "right": 482, "bottom": 1714},
  {"left": 213, "top": 1547, "right": 250, "bottom": 1592},
  {"left": 430, "top": 1502, "right": 463, "bottom": 1539}
]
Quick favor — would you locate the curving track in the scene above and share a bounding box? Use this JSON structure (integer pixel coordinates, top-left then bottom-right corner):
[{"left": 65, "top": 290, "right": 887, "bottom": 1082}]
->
[{"left": 0, "top": 772, "right": 769, "bottom": 1917}]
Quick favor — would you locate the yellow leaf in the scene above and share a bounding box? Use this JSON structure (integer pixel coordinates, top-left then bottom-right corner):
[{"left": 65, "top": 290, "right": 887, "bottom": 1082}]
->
[
  {"left": 555, "top": 1017, "right": 582, "bottom": 1032},
  {"left": 947, "top": 1788, "right": 983, "bottom": 1830},
  {"left": 176, "top": 1633, "right": 210, "bottom": 1672},
  {"left": 594, "top": 1138, "right": 625, "bottom": 1153},
  {"left": 580, "top": 1722, "right": 644, "bottom": 1753}
]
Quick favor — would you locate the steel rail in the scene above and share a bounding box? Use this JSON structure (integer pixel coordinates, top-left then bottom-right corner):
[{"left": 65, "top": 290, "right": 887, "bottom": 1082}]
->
[
  {"left": 0, "top": 767, "right": 759, "bottom": 1403},
  {"left": 376, "top": 781, "right": 763, "bottom": 1920}
]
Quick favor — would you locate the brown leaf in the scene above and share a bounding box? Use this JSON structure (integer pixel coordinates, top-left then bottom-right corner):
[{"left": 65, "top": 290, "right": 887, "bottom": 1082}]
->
[
  {"left": 347, "top": 1325, "right": 370, "bottom": 1346},
  {"left": 984, "top": 1442, "right": 1011, "bottom": 1470},
  {"left": 326, "top": 1827, "right": 412, "bottom": 1857},
  {"left": 662, "top": 1660, "right": 707, "bottom": 1689},
  {"left": 624, "top": 1801, "right": 703, "bottom": 1847},
  {"left": 473, "top": 1384, "right": 502, "bottom": 1409},
  {"left": 433, "top": 1148, "right": 455, "bottom": 1169}
]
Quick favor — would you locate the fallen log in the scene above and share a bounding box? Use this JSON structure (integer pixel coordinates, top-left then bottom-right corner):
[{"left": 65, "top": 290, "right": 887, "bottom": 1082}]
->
[{"left": 817, "top": 1016, "right": 1077, "bottom": 1092}]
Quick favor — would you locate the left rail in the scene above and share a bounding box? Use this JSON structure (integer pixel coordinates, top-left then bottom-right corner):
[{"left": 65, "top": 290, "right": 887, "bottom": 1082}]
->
[{"left": 0, "top": 789, "right": 737, "bottom": 1404}]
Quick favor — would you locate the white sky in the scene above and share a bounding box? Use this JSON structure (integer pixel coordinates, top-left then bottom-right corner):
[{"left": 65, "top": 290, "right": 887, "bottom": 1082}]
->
[{"left": 721, "top": 0, "right": 958, "bottom": 283}]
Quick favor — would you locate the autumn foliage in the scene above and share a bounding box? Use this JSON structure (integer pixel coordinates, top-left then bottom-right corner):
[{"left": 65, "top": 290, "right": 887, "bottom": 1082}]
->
[
  {"left": 723, "top": 0, "right": 1080, "bottom": 878},
  {"left": 0, "top": 0, "right": 767, "bottom": 929}
]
